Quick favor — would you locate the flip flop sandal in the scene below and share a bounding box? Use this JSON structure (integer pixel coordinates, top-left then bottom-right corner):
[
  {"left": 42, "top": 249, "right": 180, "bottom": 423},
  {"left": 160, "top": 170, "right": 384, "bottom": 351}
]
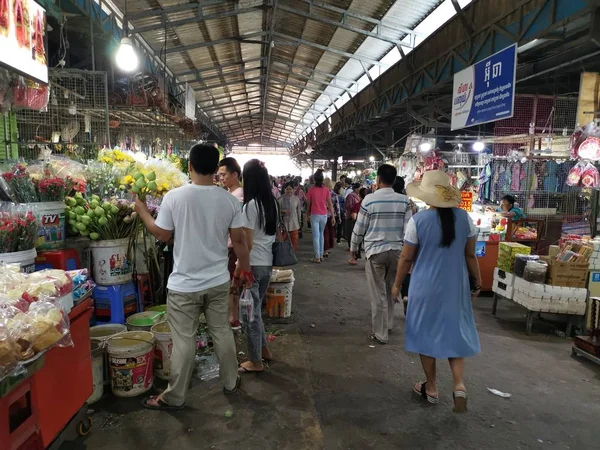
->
[
  {"left": 348, "top": 259, "right": 358, "bottom": 266},
  {"left": 453, "top": 390, "right": 468, "bottom": 413},
  {"left": 311, "top": 258, "right": 321, "bottom": 264},
  {"left": 238, "top": 365, "right": 264, "bottom": 374},
  {"left": 224, "top": 376, "right": 242, "bottom": 395},
  {"left": 414, "top": 382, "right": 439, "bottom": 404},
  {"left": 368, "top": 334, "right": 387, "bottom": 345},
  {"left": 142, "top": 396, "right": 185, "bottom": 411}
]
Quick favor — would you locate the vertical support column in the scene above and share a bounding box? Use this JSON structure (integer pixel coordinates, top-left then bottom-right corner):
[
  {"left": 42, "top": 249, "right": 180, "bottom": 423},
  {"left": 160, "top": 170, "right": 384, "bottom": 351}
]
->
[{"left": 332, "top": 151, "right": 338, "bottom": 181}]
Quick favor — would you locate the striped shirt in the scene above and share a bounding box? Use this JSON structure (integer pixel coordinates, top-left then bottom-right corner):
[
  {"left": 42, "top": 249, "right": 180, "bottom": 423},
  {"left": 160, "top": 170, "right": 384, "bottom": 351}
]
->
[{"left": 350, "top": 188, "right": 412, "bottom": 259}]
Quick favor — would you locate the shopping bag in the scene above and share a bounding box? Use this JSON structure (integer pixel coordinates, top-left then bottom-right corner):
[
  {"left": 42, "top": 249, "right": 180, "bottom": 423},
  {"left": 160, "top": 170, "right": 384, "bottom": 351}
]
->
[
  {"left": 239, "top": 289, "right": 254, "bottom": 324},
  {"left": 272, "top": 212, "right": 298, "bottom": 266}
]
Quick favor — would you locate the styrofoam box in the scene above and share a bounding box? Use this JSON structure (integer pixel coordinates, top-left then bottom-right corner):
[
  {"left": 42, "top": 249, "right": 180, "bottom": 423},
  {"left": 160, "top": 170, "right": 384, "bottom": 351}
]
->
[
  {"left": 493, "top": 267, "right": 516, "bottom": 286},
  {"left": 512, "top": 278, "right": 587, "bottom": 315},
  {"left": 55, "top": 292, "right": 74, "bottom": 314},
  {"left": 493, "top": 278, "right": 514, "bottom": 299}
]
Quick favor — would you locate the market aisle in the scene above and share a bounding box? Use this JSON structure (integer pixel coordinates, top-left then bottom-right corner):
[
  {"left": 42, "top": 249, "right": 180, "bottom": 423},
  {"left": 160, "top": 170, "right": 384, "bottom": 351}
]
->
[{"left": 64, "top": 237, "right": 600, "bottom": 450}]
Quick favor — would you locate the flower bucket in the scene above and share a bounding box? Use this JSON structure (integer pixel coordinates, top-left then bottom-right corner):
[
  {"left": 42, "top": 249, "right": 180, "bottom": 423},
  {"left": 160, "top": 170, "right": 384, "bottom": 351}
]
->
[
  {"left": 90, "top": 238, "right": 132, "bottom": 286},
  {"left": 0, "top": 248, "right": 36, "bottom": 273},
  {"left": 29, "top": 201, "right": 66, "bottom": 250}
]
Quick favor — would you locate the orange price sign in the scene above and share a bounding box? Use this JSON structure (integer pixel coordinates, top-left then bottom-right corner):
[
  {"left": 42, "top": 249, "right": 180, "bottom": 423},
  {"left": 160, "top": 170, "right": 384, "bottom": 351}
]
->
[{"left": 459, "top": 191, "right": 473, "bottom": 212}]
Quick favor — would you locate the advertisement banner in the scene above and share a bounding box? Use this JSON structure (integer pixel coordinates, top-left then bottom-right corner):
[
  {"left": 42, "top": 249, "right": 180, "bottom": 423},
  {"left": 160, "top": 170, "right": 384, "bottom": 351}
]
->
[
  {"left": 0, "top": 0, "right": 48, "bottom": 83},
  {"left": 185, "top": 83, "right": 196, "bottom": 120},
  {"left": 451, "top": 44, "right": 517, "bottom": 131}
]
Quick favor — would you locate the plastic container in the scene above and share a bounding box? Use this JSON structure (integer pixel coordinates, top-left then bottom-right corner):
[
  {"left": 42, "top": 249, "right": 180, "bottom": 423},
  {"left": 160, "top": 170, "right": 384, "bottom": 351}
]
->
[
  {"left": 93, "top": 281, "right": 138, "bottom": 324},
  {"left": 266, "top": 281, "right": 294, "bottom": 318},
  {"left": 239, "top": 289, "right": 255, "bottom": 323},
  {"left": 126, "top": 311, "right": 166, "bottom": 331},
  {"left": 151, "top": 321, "right": 172, "bottom": 381},
  {"left": 134, "top": 236, "right": 155, "bottom": 274},
  {"left": 147, "top": 304, "right": 167, "bottom": 314},
  {"left": 67, "top": 237, "right": 91, "bottom": 272},
  {"left": 90, "top": 323, "right": 127, "bottom": 343},
  {"left": 0, "top": 248, "right": 36, "bottom": 273},
  {"left": 35, "top": 248, "right": 80, "bottom": 271},
  {"left": 88, "top": 341, "right": 104, "bottom": 404},
  {"left": 90, "top": 238, "right": 132, "bottom": 285},
  {"left": 107, "top": 331, "right": 155, "bottom": 397},
  {"left": 30, "top": 201, "right": 66, "bottom": 250}
]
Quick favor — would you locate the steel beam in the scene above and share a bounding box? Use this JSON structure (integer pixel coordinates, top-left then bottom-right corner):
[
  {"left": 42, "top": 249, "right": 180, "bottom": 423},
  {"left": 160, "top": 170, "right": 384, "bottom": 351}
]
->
[
  {"left": 165, "top": 31, "right": 269, "bottom": 55},
  {"left": 176, "top": 57, "right": 266, "bottom": 82},
  {"left": 278, "top": 3, "right": 412, "bottom": 49},
  {"left": 127, "top": 1, "right": 226, "bottom": 20},
  {"left": 274, "top": 32, "right": 385, "bottom": 67}
]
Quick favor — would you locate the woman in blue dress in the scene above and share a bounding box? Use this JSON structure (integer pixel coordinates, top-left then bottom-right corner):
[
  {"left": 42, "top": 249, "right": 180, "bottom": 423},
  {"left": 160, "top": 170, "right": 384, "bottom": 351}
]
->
[{"left": 391, "top": 171, "right": 482, "bottom": 413}]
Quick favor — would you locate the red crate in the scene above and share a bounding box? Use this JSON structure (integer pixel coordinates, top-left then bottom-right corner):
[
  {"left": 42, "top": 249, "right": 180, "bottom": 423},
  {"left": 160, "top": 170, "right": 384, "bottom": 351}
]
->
[
  {"left": 30, "top": 299, "right": 93, "bottom": 448},
  {"left": 0, "top": 380, "right": 43, "bottom": 450}
]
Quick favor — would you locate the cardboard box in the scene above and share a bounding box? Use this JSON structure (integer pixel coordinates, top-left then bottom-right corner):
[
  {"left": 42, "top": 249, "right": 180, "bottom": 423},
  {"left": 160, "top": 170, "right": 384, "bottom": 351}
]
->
[
  {"left": 543, "top": 258, "right": 588, "bottom": 288},
  {"left": 497, "top": 242, "right": 531, "bottom": 272}
]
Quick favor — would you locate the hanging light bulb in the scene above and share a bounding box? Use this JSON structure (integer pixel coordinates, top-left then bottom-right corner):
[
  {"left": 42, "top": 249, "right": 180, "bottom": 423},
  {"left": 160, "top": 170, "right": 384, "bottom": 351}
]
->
[
  {"left": 116, "top": 37, "right": 139, "bottom": 72},
  {"left": 369, "top": 156, "right": 375, "bottom": 162},
  {"left": 473, "top": 140, "right": 485, "bottom": 152},
  {"left": 419, "top": 141, "right": 432, "bottom": 152}
]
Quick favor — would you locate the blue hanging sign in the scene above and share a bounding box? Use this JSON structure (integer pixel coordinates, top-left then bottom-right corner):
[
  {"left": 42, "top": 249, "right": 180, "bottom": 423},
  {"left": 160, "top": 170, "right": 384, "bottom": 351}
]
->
[{"left": 451, "top": 44, "right": 517, "bottom": 131}]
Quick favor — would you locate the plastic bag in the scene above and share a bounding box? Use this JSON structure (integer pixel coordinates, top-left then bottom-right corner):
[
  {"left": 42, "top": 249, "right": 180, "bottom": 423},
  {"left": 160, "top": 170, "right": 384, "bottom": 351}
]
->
[
  {"left": 567, "top": 161, "right": 586, "bottom": 186},
  {"left": 239, "top": 289, "right": 254, "bottom": 324},
  {"left": 26, "top": 300, "right": 73, "bottom": 350},
  {"left": 12, "top": 77, "right": 49, "bottom": 111},
  {"left": 581, "top": 163, "right": 600, "bottom": 188},
  {"left": 0, "top": 202, "right": 39, "bottom": 253},
  {"left": 577, "top": 137, "right": 600, "bottom": 161}
]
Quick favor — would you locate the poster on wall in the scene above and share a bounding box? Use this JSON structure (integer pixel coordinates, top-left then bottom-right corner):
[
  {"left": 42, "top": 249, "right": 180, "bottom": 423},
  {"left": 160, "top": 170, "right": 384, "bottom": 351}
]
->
[
  {"left": 0, "top": 0, "right": 48, "bottom": 84},
  {"left": 185, "top": 83, "right": 195, "bottom": 120},
  {"left": 451, "top": 44, "right": 517, "bottom": 131}
]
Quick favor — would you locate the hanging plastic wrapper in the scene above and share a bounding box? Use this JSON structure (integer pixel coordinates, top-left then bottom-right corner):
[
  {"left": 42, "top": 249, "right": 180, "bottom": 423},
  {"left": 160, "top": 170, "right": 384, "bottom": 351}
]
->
[
  {"left": 567, "top": 161, "right": 587, "bottom": 186},
  {"left": 12, "top": 76, "right": 49, "bottom": 111},
  {"left": 577, "top": 137, "right": 600, "bottom": 161},
  {"left": 581, "top": 163, "right": 600, "bottom": 188},
  {"left": 0, "top": 202, "right": 39, "bottom": 253}
]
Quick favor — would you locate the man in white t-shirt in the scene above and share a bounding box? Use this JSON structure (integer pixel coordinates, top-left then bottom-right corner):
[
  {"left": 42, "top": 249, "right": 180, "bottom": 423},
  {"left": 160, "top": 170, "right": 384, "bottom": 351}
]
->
[
  {"left": 218, "top": 157, "right": 244, "bottom": 328},
  {"left": 135, "top": 144, "right": 252, "bottom": 411}
]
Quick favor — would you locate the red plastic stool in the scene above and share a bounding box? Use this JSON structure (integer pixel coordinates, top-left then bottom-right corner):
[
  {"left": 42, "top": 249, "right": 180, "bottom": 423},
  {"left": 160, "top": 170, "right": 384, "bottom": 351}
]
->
[
  {"left": 35, "top": 249, "right": 81, "bottom": 271},
  {"left": 0, "top": 379, "right": 43, "bottom": 450}
]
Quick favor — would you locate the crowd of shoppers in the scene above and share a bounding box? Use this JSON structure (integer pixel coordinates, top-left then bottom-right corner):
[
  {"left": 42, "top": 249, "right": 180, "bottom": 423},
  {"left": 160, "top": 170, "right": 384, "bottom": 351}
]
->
[{"left": 134, "top": 148, "right": 480, "bottom": 416}]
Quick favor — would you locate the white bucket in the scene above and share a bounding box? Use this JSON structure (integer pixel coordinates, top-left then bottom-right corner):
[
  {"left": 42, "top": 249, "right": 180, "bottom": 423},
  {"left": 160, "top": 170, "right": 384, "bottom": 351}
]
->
[
  {"left": 30, "top": 201, "right": 66, "bottom": 250},
  {"left": 90, "top": 238, "right": 132, "bottom": 285},
  {"left": 90, "top": 324, "right": 127, "bottom": 386},
  {"left": 107, "top": 331, "right": 155, "bottom": 397},
  {"left": 151, "top": 321, "right": 172, "bottom": 381},
  {"left": 266, "top": 281, "right": 294, "bottom": 318},
  {"left": 88, "top": 341, "right": 104, "bottom": 404},
  {"left": 0, "top": 248, "right": 36, "bottom": 273}
]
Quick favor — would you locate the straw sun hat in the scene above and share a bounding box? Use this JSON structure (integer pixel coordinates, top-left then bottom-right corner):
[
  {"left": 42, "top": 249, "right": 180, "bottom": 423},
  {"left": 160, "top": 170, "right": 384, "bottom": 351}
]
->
[{"left": 406, "top": 170, "right": 461, "bottom": 208}]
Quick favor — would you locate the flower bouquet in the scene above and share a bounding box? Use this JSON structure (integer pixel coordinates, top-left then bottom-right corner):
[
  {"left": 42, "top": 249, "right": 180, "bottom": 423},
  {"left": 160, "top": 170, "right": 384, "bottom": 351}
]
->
[
  {"left": 0, "top": 207, "right": 39, "bottom": 253},
  {"left": 1, "top": 165, "right": 38, "bottom": 203},
  {"left": 36, "top": 174, "right": 67, "bottom": 202},
  {"left": 85, "top": 161, "right": 128, "bottom": 198}
]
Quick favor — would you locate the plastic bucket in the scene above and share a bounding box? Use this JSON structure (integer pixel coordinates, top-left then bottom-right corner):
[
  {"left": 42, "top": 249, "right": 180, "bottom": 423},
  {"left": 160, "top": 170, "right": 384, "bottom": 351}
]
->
[
  {"left": 0, "top": 248, "right": 37, "bottom": 273},
  {"left": 126, "top": 311, "right": 165, "bottom": 332},
  {"left": 146, "top": 305, "right": 167, "bottom": 314},
  {"left": 151, "top": 321, "right": 172, "bottom": 381},
  {"left": 30, "top": 201, "right": 66, "bottom": 250},
  {"left": 90, "top": 324, "right": 127, "bottom": 343},
  {"left": 266, "top": 281, "right": 294, "bottom": 318},
  {"left": 90, "top": 324, "right": 127, "bottom": 386},
  {"left": 107, "top": 331, "right": 155, "bottom": 397},
  {"left": 67, "top": 237, "right": 92, "bottom": 272},
  {"left": 90, "top": 238, "right": 132, "bottom": 285},
  {"left": 88, "top": 341, "right": 104, "bottom": 404}
]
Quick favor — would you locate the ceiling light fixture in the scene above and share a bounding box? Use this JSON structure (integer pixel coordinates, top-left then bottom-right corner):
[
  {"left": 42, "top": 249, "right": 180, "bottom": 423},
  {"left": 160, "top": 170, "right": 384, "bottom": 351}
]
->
[
  {"left": 419, "top": 142, "right": 432, "bottom": 152},
  {"left": 115, "top": 1, "right": 139, "bottom": 72},
  {"left": 369, "top": 156, "right": 375, "bottom": 162},
  {"left": 473, "top": 140, "right": 485, "bottom": 152}
]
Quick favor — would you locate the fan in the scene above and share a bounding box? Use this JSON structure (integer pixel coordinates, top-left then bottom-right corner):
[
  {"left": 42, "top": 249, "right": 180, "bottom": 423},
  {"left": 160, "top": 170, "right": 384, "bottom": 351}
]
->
[{"left": 61, "top": 120, "right": 80, "bottom": 142}]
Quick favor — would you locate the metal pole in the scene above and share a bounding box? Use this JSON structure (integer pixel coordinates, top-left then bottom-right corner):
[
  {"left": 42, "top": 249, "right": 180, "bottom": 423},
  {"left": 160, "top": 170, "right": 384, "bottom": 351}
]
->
[{"left": 90, "top": 13, "right": 96, "bottom": 71}]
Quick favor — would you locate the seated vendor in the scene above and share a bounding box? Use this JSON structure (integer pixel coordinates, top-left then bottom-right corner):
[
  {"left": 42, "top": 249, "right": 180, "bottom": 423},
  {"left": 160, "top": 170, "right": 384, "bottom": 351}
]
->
[{"left": 498, "top": 194, "right": 524, "bottom": 221}]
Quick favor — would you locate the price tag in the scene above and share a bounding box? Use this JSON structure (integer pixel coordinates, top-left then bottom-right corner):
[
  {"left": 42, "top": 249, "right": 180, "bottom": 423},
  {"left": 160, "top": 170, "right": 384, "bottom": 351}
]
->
[{"left": 459, "top": 191, "right": 473, "bottom": 212}]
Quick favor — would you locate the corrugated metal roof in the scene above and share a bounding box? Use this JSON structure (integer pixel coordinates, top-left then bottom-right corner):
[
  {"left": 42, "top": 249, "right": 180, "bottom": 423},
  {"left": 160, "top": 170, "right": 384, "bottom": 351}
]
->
[{"left": 111, "top": 0, "right": 444, "bottom": 145}]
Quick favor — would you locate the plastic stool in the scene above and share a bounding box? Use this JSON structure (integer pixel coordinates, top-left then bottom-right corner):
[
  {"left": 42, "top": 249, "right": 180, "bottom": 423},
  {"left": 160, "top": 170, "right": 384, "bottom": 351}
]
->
[
  {"left": 0, "top": 379, "right": 43, "bottom": 450},
  {"left": 136, "top": 274, "right": 154, "bottom": 312},
  {"left": 93, "top": 281, "right": 138, "bottom": 324},
  {"left": 35, "top": 249, "right": 80, "bottom": 272}
]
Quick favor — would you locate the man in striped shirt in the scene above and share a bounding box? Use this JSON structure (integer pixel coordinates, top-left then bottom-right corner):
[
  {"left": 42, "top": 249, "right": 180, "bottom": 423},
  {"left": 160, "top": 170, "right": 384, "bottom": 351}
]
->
[{"left": 351, "top": 164, "right": 412, "bottom": 344}]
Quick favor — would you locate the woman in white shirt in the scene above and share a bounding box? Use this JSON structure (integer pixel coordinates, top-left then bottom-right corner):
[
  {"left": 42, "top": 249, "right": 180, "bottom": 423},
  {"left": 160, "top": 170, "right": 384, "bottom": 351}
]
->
[{"left": 239, "top": 159, "right": 277, "bottom": 373}]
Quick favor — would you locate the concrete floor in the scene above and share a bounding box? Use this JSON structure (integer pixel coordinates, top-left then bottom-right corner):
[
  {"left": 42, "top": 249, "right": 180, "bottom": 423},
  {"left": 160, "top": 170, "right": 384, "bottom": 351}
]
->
[{"left": 64, "top": 239, "right": 600, "bottom": 450}]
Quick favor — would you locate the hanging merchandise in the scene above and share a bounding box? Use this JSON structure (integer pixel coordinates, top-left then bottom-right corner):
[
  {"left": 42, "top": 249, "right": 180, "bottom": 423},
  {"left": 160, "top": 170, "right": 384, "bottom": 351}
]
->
[
  {"left": 581, "top": 163, "right": 600, "bottom": 188},
  {"left": 567, "top": 161, "right": 586, "bottom": 187},
  {"left": 577, "top": 136, "right": 600, "bottom": 161}
]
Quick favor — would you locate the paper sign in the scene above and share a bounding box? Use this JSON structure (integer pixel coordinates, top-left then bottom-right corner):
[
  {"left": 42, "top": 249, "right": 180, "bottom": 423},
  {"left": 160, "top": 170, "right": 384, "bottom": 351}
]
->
[{"left": 459, "top": 191, "right": 473, "bottom": 212}]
